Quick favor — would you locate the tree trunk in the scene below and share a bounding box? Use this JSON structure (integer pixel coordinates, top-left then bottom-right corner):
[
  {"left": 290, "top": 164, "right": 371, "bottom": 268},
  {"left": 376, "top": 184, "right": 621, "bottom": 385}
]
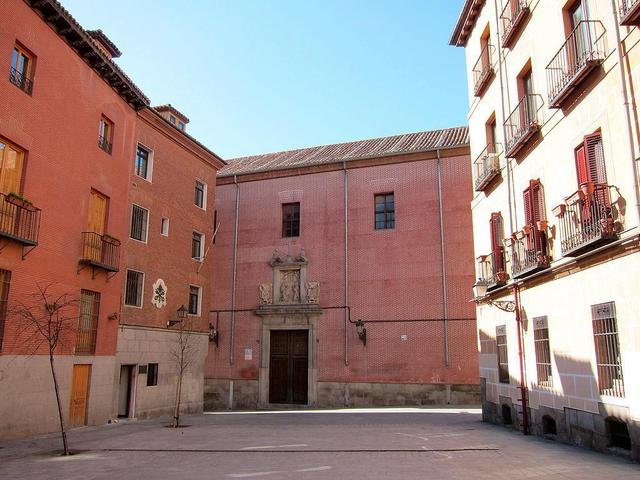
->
[
  {"left": 49, "top": 352, "right": 69, "bottom": 455},
  {"left": 173, "top": 367, "right": 183, "bottom": 428}
]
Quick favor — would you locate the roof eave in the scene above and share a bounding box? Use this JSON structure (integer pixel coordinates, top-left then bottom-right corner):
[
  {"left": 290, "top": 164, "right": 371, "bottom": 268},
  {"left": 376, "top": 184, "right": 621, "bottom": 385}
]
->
[{"left": 449, "top": 0, "right": 486, "bottom": 47}]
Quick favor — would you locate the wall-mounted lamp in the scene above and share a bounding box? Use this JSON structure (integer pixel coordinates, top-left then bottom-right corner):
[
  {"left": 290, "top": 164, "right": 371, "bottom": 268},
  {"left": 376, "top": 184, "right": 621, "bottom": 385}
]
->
[
  {"left": 209, "top": 324, "right": 219, "bottom": 345},
  {"left": 167, "top": 304, "right": 188, "bottom": 327},
  {"left": 355, "top": 319, "right": 367, "bottom": 346},
  {"left": 473, "top": 279, "right": 516, "bottom": 312},
  {"left": 107, "top": 312, "right": 119, "bottom": 321}
]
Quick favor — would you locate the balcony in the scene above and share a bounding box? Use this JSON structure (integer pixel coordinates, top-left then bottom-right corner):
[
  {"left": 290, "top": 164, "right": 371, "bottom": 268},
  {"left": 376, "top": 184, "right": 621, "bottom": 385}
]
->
[
  {"left": 620, "top": 0, "right": 640, "bottom": 25},
  {"left": 98, "top": 135, "right": 112, "bottom": 154},
  {"left": 0, "top": 192, "right": 40, "bottom": 247},
  {"left": 474, "top": 144, "right": 502, "bottom": 191},
  {"left": 508, "top": 227, "right": 550, "bottom": 279},
  {"left": 477, "top": 250, "right": 508, "bottom": 290},
  {"left": 554, "top": 183, "right": 618, "bottom": 257},
  {"left": 546, "top": 21, "right": 607, "bottom": 108},
  {"left": 9, "top": 67, "right": 33, "bottom": 95},
  {"left": 473, "top": 44, "right": 495, "bottom": 97},
  {"left": 500, "top": 0, "right": 530, "bottom": 48},
  {"left": 79, "top": 232, "right": 120, "bottom": 275},
  {"left": 504, "top": 94, "right": 542, "bottom": 157}
]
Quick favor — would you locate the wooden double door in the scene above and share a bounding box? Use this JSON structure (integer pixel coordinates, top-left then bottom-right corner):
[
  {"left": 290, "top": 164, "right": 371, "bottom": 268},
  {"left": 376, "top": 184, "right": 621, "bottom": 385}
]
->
[{"left": 269, "top": 330, "right": 308, "bottom": 404}]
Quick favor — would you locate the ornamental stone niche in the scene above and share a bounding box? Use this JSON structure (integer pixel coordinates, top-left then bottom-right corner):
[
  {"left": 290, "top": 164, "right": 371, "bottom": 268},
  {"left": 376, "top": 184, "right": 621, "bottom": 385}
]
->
[{"left": 255, "top": 248, "right": 321, "bottom": 407}]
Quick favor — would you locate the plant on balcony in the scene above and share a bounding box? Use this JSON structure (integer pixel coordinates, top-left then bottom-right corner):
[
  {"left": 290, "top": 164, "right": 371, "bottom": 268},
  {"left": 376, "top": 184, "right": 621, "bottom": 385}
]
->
[
  {"left": 536, "top": 251, "right": 548, "bottom": 265},
  {"left": 496, "top": 270, "right": 508, "bottom": 283},
  {"left": 536, "top": 219, "right": 548, "bottom": 231},
  {"left": 522, "top": 224, "right": 531, "bottom": 235},
  {"left": 580, "top": 181, "right": 595, "bottom": 197},
  {"left": 515, "top": 230, "right": 526, "bottom": 241},
  {"left": 6, "top": 191, "right": 35, "bottom": 210}
]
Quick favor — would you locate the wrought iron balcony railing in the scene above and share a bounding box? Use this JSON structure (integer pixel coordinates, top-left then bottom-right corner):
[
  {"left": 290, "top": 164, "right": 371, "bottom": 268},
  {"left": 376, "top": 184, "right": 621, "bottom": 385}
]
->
[
  {"left": 500, "top": 0, "right": 530, "bottom": 48},
  {"left": 555, "top": 183, "right": 618, "bottom": 257},
  {"left": 504, "top": 94, "right": 542, "bottom": 157},
  {"left": 9, "top": 67, "right": 33, "bottom": 95},
  {"left": 620, "top": 0, "right": 640, "bottom": 25},
  {"left": 473, "top": 44, "right": 495, "bottom": 97},
  {"left": 98, "top": 135, "right": 112, "bottom": 154},
  {"left": 477, "top": 250, "right": 508, "bottom": 289},
  {"left": 79, "top": 232, "right": 120, "bottom": 273},
  {"left": 474, "top": 143, "right": 502, "bottom": 191},
  {"left": 0, "top": 192, "right": 41, "bottom": 246},
  {"left": 508, "top": 227, "right": 550, "bottom": 279},
  {"left": 546, "top": 20, "right": 607, "bottom": 108}
]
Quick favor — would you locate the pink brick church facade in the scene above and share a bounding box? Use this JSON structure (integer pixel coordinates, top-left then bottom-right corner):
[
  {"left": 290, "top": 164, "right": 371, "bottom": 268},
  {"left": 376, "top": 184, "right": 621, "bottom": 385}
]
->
[{"left": 204, "top": 127, "right": 480, "bottom": 408}]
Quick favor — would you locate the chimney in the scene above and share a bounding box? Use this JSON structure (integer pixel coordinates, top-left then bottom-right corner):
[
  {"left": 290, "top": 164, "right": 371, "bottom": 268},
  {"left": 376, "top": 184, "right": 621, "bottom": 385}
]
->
[{"left": 87, "top": 29, "right": 121, "bottom": 60}]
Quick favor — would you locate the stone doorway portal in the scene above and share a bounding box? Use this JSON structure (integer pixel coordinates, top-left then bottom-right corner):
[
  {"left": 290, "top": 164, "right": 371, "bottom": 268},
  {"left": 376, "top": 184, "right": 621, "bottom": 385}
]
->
[{"left": 269, "top": 330, "right": 308, "bottom": 404}]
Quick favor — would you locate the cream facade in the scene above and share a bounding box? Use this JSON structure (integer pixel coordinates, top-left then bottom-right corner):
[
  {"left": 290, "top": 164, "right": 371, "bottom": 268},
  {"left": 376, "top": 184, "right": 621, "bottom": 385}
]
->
[{"left": 451, "top": 0, "right": 640, "bottom": 459}]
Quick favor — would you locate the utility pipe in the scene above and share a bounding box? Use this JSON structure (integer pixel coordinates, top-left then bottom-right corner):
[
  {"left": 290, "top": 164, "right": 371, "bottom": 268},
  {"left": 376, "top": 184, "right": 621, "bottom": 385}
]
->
[
  {"left": 513, "top": 284, "right": 529, "bottom": 435},
  {"left": 343, "top": 160, "right": 349, "bottom": 366},
  {"left": 435, "top": 148, "right": 449, "bottom": 367},
  {"left": 230, "top": 175, "right": 240, "bottom": 365},
  {"left": 611, "top": 0, "right": 640, "bottom": 230}
]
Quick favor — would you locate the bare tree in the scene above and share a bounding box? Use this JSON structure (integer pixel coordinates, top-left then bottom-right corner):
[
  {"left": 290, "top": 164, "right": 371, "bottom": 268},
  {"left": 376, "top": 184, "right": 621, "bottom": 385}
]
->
[
  {"left": 169, "top": 314, "right": 199, "bottom": 428},
  {"left": 10, "top": 283, "right": 78, "bottom": 455}
]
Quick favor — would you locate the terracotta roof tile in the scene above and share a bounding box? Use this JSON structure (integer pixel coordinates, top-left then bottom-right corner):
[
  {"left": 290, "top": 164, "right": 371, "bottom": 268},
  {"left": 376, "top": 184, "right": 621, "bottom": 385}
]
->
[{"left": 219, "top": 126, "right": 469, "bottom": 177}]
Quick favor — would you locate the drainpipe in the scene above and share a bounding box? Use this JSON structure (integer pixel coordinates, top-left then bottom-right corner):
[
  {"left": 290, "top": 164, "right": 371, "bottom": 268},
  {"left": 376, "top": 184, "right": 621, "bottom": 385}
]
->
[
  {"left": 436, "top": 148, "right": 449, "bottom": 367},
  {"left": 513, "top": 284, "right": 529, "bottom": 435},
  {"left": 230, "top": 175, "right": 240, "bottom": 366},
  {"left": 611, "top": 0, "right": 640, "bottom": 229},
  {"left": 343, "top": 161, "right": 349, "bottom": 366},
  {"left": 493, "top": 0, "right": 515, "bottom": 234}
]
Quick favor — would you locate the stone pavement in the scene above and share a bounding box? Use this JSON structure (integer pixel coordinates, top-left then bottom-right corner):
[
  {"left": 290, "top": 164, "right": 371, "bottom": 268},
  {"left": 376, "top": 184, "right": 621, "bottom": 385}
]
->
[{"left": 0, "top": 407, "right": 637, "bottom": 479}]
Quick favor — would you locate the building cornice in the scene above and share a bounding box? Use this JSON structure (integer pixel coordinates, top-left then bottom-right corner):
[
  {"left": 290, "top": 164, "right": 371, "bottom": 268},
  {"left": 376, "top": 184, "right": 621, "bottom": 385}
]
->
[{"left": 449, "top": 0, "right": 486, "bottom": 47}]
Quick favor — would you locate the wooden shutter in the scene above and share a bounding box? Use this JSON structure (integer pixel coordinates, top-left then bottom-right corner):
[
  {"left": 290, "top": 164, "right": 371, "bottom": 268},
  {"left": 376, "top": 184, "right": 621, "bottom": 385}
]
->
[
  {"left": 575, "top": 144, "right": 589, "bottom": 186},
  {"left": 523, "top": 180, "right": 545, "bottom": 252},
  {"left": 584, "top": 131, "right": 606, "bottom": 184},
  {"left": 0, "top": 141, "right": 25, "bottom": 195},
  {"left": 490, "top": 213, "right": 505, "bottom": 272}
]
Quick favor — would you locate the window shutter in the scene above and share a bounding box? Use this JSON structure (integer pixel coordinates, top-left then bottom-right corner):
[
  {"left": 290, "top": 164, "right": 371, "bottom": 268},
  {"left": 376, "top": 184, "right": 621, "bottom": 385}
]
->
[
  {"left": 523, "top": 187, "right": 532, "bottom": 226},
  {"left": 490, "top": 213, "right": 505, "bottom": 272},
  {"left": 531, "top": 180, "right": 544, "bottom": 222},
  {"left": 584, "top": 132, "right": 606, "bottom": 185},
  {"left": 575, "top": 144, "right": 589, "bottom": 186}
]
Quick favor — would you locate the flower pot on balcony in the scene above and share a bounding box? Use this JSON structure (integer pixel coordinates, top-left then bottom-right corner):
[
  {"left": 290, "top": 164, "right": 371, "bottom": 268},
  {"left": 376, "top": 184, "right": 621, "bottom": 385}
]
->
[
  {"left": 522, "top": 224, "right": 531, "bottom": 235},
  {"left": 536, "top": 252, "right": 547, "bottom": 265},
  {"left": 6, "top": 192, "right": 33, "bottom": 209},
  {"left": 580, "top": 181, "right": 595, "bottom": 197},
  {"left": 599, "top": 217, "right": 614, "bottom": 235},
  {"left": 515, "top": 230, "right": 526, "bottom": 241},
  {"left": 552, "top": 204, "right": 566, "bottom": 217},
  {"left": 496, "top": 271, "right": 508, "bottom": 283},
  {"left": 536, "top": 220, "right": 548, "bottom": 231}
]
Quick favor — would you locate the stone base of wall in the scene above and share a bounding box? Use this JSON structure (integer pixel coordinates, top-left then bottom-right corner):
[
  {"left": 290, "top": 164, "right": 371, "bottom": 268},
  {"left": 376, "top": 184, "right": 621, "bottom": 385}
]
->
[
  {"left": 204, "top": 379, "right": 480, "bottom": 410},
  {"left": 482, "top": 389, "right": 640, "bottom": 461}
]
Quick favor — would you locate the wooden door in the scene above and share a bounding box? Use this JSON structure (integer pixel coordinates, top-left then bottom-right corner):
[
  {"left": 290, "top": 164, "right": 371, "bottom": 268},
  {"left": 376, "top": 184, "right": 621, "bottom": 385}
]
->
[
  {"left": 69, "top": 364, "right": 91, "bottom": 427},
  {"left": 86, "top": 190, "right": 107, "bottom": 262},
  {"left": 0, "top": 140, "right": 25, "bottom": 234},
  {"left": 269, "top": 330, "right": 308, "bottom": 404}
]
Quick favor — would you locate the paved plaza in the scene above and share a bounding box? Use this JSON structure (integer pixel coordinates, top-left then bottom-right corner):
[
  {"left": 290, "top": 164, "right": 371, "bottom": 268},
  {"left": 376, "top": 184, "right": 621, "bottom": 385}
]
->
[{"left": 0, "top": 408, "right": 637, "bottom": 479}]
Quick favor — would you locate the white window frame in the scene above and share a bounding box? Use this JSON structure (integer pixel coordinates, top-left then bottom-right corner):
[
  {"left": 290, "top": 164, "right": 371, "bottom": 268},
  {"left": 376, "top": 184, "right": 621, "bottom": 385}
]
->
[
  {"left": 188, "top": 284, "right": 202, "bottom": 316},
  {"left": 134, "top": 143, "right": 154, "bottom": 182},
  {"left": 130, "top": 204, "right": 150, "bottom": 243},
  {"left": 124, "top": 269, "right": 145, "bottom": 308},
  {"left": 194, "top": 179, "right": 207, "bottom": 210},
  {"left": 192, "top": 230, "right": 204, "bottom": 261},
  {"left": 161, "top": 217, "right": 170, "bottom": 236}
]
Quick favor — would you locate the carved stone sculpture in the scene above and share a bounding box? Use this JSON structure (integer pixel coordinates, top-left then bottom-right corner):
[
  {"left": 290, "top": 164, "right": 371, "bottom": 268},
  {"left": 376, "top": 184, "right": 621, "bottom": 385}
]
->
[
  {"left": 306, "top": 281, "right": 320, "bottom": 304},
  {"left": 279, "top": 270, "right": 300, "bottom": 303},
  {"left": 259, "top": 283, "right": 273, "bottom": 305}
]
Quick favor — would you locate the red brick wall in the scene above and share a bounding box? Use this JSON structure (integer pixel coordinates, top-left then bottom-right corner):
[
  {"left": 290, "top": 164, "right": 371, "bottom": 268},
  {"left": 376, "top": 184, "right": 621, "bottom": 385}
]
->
[
  {"left": 207, "top": 152, "right": 478, "bottom": 385},
  {"left": 0, "top": 0, "right": 136, "bottom": 356},
  {"left": 122, "top": 111, "right": 219, "bottom": 330}
]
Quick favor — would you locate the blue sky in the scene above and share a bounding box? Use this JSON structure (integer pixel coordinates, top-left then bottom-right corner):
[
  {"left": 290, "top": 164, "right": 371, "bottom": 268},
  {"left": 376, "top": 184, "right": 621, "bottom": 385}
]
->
[{"left": 61, "top": 0, "right": 468, "bottom": 159}]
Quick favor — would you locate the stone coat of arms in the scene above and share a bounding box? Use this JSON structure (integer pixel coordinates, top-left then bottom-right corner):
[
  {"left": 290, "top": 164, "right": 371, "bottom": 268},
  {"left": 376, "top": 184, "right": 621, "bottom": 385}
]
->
[{"left": 151, "top": 279, "right": 167, "bottom": 308}]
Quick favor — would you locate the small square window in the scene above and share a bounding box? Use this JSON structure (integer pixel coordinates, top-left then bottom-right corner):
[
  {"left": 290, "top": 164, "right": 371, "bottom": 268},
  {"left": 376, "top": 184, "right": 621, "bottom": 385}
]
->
[
  {"left": 10, "top": 43, "right": 34, "bottom": 94},
  {"left": 178, "top": 121, "right": 185, "bottom": 131},
  {"left": 170, "top": 115, "right": 176, "bottom": 124},
  {"left": 188, "top": 285, "right": 201, "bottom": 316},
  {"left": 282, "top": 203, "right": 300, "bottom": 237},
  {"left": 98, "top": 116, "right": 113, "bottom": 154},
  {"left": 147, "top": 363, "right": 158, "bottom": 386},
  {"left": 192, "top": 231, "right": 204, "bottom": 260},
  {"left": 130, "top": 205, "right": 149, "bottom": 242},
  {"left": 124, "top": 270, "right": 144, "bottom": 307},
  {"left": 135, "top": 145, "right": 152, "bottom": 180},
  {"left": 161, "top": 217, "right": 169, "bottom": 236},
  {"left": 195, "top": 180, "right": 206, "bottom": 209},
  {"left": 374, "top": 192, "right": 395, "bottom": 230}
]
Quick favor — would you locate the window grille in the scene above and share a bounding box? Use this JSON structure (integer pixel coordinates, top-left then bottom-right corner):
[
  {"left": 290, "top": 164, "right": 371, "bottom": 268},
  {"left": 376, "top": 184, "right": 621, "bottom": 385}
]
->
[
  {"left": 76, "top": 290, "right": 100, "bottom": 354},
  {"left": 496, "top": 325, "right": 509, "bottom": 383},
  {"left": 124, "top": 270, "right": 144, "bottom": 307},
  {"left": 592, "top": 302, "right": 624, "bottom": 397},
  {"left": 130, "top": 205, "right": 148, "bottom": 242},
  {"left": 147, "top": 363, "right": 158, "bottom": 386},
  {"left": 0, "top": 269, "right": 11, "bottom": 351},
  {"left": 533, "top": 316, "right": 552, "bottom": 387}
]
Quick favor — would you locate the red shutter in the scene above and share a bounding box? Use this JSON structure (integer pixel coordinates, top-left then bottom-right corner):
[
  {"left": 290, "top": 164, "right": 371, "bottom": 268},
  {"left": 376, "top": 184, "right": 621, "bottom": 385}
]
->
[
  {"left": 490, "top": 213, "right": 505, "bottom": 272},
  {"left": 575, "top": 144, "right": 589, "bottom": 186},
  {"left": 524, "top": 180, "right": 545, "bottom": 253},
  {"left": 584, "top": 132, "right": 606, "bottom": 185},
  {"left": 523, "top": 187, "right": 533, "bottom": 226}
]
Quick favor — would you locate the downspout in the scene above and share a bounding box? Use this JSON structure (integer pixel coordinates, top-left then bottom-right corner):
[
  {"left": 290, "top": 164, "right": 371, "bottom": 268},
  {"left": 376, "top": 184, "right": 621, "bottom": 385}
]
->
[
  {"left": 343, "top": 160, "right": 349, "bottom": 366},
  {"left": 513, "top": 284, "right": 528, "bottom": 435},
  {"left": 493, "top": 0, "right": 515, "bottom": 234},
  {"left": 436, "top": 148, "right": 449, "bottom": 367},
  {"left": 230, "top": 175, "right": 240, "bottom": 366},
  {"left": 611, "top": 0, "right": 640, "bottom": 229}
]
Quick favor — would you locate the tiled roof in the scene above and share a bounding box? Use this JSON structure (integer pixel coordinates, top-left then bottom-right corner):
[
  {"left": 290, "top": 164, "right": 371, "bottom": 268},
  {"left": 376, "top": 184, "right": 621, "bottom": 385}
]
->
[
  {"left": 154, "top": 104, "right": 190, "bottom": 123},
  {"left": 26, "top": 0, "right": 149, "bottom": 110},
  {"left": 219, "top": 126, "right": 469, "bottom": 177},
  {"left": 87, "top": 29, "right": 122, "bottom": 58}
]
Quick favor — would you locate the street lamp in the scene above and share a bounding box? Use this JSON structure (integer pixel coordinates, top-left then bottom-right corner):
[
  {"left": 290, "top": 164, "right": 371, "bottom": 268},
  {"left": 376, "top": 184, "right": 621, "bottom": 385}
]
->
[
  {"left": 355, "top": 319, "right": 367, "bottom": 346},
  {"left": 167, "top": 305, "right": 188, "bottom": 327},
  {"left": 472, "top": 279, "right": 516, "bottom": 312},
  {"left": 209, "top": 323, "right": 219, "bottom": 345}
]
